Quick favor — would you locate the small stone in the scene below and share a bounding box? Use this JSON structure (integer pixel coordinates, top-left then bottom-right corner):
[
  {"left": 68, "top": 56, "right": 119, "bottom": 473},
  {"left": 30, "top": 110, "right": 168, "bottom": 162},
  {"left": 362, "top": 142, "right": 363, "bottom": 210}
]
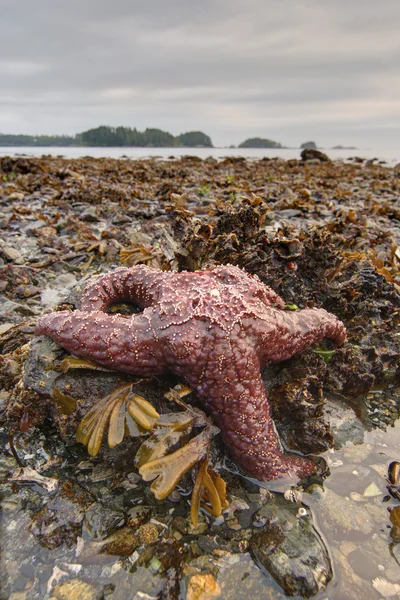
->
[
  {"left": 8, "top": 192, "right": 24, "bottom": 201},
  {"left": 14, "top": 284, "right": 40, "bottom": 298},
  {"left": 172, "top": 516, "right": 188, "bottom": 535},
  {"left": 226, "top": 518, "right": 241, "bottom": 531},
  {"left": 138, "top": 523, "right": 159, "bottom": 545},
  {"left": 23, "top": 219, "right": 47, "bottom": 233},
  {"left": 80, "top": 207, "right": 99, "bottom": 222},
  {"left": 51, "top": 578, "right": 100, "bottom": 600},
  {"left": 101, "top": 527, "right": 139, "bottom": 556},
  {"left": 41, "top": 289, "right": 63, "bottom": 307},
  {"left": 52, "top": 273, "right": 78, "bottom": 289},
  {"left": 8, "top": 593, "right": 28, "bottom": 600},
  {"left": 250, "top": 495, "right": 332, "bottom": 597},
  {"left": 127, "top": 505, "right": 151, "bottom": 528},
  {"left": 0, "top": 322, "right": 14, "bottom": 334},
  {"left": 372, "top": 577, "right": 400, "bottom": 597},
  {"left": 370, "top": 464, "right": 388, "bottom": 478},
  {"left": 1, "top": 246, "right": 21, "bottom": 261},
  {"left": 85, "top": 503, "right": 125, "bottom": 541},
  {"left": 37, "top": 226, "right": 57, "bottom": 237},
  {"left": 186, "top": 573, "right": 221, "bottom": 600},
  {"left": 349, "top": 492, "right": 365, "bottom": 502},
  {"left": 362, "top": 482, "right": 382, "bottom": 497}
]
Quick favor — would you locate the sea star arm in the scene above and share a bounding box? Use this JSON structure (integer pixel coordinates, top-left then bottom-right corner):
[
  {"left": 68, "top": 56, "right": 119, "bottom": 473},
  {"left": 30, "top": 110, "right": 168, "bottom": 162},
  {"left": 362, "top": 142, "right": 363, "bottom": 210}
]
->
[
  {"left": 185, "top": 332, "right": 316, "bottom": 480},
  {"left": 35, "top": 310, "right": 167, "bottom": 376},
  {"left": 79, "top": 265, "right": 168, "bottom": 312},
  {"left": 258, "top": 307, "right": 346, "bottom": 365}
]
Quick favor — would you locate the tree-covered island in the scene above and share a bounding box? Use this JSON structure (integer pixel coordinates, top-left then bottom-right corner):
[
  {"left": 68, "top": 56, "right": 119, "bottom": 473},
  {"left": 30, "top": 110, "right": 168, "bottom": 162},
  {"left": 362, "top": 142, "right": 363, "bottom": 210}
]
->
[
  {"left": 238, "top": 137, "right": 284, "bottom": 149},
  {"left": 0, "top": 127, "right": 213, "bottom": 148}
]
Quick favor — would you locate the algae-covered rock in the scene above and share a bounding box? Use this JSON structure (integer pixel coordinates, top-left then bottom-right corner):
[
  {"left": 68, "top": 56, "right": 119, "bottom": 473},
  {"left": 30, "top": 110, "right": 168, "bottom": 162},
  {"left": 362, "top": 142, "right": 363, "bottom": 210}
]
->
[{"left": 250, "top": 494, "right": 332, "bottom": 597}]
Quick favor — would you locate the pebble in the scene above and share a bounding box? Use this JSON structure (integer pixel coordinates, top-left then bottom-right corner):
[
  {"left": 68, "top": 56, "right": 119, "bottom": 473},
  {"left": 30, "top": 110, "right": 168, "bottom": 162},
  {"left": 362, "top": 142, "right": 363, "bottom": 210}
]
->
[
  {"left": 101, "top": 527, "right": 139, "bottom": 556},
  {"left": 0, "top": 322, "right": 14, "bottom": 334},
  {"left": 127, "top": 505, "right": 151, "bottom": 528},
  {"left": 7, "top": 192, "right": 25, "bottom": 201},
  {"left": 50, "top": 578, "right": 101, "bottom": 600},
  {"left": 1, "top": 246, "right": 22, "bottom": 261},
  {"left": 372, "top": 577, "right": 400, "bottom": 597},
  {"left": 138, "top": 523, "right": 159, "bottom": 545},
  {"left": 187, "top": 573, "right": 221, "bottom": 600},
  {"left": 80, "top": 207, "right": 99, "bottom": 222},
  {"left": 362, "top": 483, "right": 382, "bottom": 497},
  {"left": 84, "top": 503, "right": 125, "bottom": 541},
  {"left": 23, "top": 219, "right": 47, "bottom": 233}
]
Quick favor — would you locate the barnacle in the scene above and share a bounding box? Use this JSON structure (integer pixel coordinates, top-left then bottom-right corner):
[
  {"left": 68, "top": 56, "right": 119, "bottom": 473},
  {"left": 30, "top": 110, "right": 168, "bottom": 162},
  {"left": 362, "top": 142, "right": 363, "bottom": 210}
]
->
[{"left": 76, "top": 383, "right": 159, "bottom": 457}]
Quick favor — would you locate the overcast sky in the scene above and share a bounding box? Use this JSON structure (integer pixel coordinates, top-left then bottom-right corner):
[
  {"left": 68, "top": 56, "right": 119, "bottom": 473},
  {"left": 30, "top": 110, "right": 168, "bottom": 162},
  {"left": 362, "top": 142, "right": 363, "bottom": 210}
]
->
[{"left": 0, "top": 0, "right": 399, "bottom": 149}]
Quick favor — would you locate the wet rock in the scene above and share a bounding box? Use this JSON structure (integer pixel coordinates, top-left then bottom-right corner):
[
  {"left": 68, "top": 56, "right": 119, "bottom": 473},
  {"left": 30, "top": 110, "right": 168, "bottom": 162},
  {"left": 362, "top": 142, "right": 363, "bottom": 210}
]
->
[
  {"left": 51, "top": 578, "right": 102, "bottom": 600},
  {"left": 138, "top": 523, "right": 159, "bottom": 545},
  {"left": 372, "top": 577, "right": 400, "bottom": 597},
  {"left": 268, "top": 372, "right": 332, "bottom": 454},
  {"left": 186, "top": 573, "right": 221, "bottom": 600},
  {"left": 22, "top": 335, "right": 62, "bottom": 397},
  {"left": 0, "top": 298, "right": 37, "bottom": 323},
  {"left": 323, "top": 399, "right": 364, "bottom": 447},
  {"left": 250, "top": 494, "right": 332, "bottom": 598},
  {"left": 40, "top": 273, "right": 78, "bottom": 307},
  {"left": 0, "top": 322, "right": 14, "bottom": 334},
  {"left": 80, "top": 207, "right": 100, "bottom": 222},
  {"left": 1, "top": 246, "right": 22, "bottom": 262},
  {"left": 30, "top": 480, "right": 95, "bottom": 549},
  {"left": 84, "top": 502, "right": 125, "bottom": 540},
  {"left": 101, "top": 527, "right": 140, "bottom": 556},
  {"left": 0, "top": 453, "right": 17, "bottom": 477},
  {"left": 208, "top": 552, "right": 287, "bottom": 600},
  {"left": 276, "top": 208, "right": 303, "bottom": 218},
  {"left": 127, "top": 505, "right": 152, "bottom": 528},
  {"left": 23, "top": 219, "right": 47, "bottom": 234},
  {"left": 300, "top": 148, "right": 330, "bottom": 162},
  {"left": 138, "top": 540, "right": 185, "bottom": 576}
]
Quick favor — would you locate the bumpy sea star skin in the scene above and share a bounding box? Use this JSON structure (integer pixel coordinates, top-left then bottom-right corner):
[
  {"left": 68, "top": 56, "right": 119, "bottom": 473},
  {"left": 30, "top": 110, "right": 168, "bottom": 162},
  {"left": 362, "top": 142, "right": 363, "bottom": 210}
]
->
[{"left": 35, "top": 264, "right": 346, "bottom": 481}]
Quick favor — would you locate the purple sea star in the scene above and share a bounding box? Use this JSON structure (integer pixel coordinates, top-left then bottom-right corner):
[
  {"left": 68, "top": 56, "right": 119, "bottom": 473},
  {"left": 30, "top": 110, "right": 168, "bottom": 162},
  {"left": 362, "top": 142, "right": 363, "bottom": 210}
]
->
[{"left": 35, "top": 264, "right": 346, "bottom": 481}]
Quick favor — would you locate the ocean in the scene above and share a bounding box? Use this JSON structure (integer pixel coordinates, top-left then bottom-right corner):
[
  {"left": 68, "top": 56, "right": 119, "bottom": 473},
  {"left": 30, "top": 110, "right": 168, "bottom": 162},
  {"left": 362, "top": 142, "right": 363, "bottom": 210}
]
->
[{"left": 0, "top": 145, "right": 399, "bottom": 164}]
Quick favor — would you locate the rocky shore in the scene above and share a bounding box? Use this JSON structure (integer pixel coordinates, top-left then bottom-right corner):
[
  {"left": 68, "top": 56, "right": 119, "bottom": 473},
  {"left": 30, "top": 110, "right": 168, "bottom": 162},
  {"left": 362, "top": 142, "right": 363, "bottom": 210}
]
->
[{"left": 1, "top": 153, "right": 400, "bottom": 600}]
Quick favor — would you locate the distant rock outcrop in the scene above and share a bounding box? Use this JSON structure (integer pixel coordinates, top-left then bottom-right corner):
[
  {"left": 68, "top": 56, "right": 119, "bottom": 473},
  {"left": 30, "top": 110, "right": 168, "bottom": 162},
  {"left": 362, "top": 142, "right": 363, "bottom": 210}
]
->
[
  {"left": 238, "top": 137, "right": 283, "bottom": 149},
  {"left": 300, "top": 141, "right": 317, "bottom": 150}
]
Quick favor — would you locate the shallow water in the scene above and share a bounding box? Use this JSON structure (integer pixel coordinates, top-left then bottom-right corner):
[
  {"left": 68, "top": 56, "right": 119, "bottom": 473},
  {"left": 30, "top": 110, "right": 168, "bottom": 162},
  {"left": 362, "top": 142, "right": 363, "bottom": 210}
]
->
[
  {"left": 0, "top": 145, "right": 399, "bottom": 164},
  {"left": 309, "top": 420, "right": 400, "bottom": 599},
  {"left": 1, "top": 419, "right": 400, "bottom": 599}
]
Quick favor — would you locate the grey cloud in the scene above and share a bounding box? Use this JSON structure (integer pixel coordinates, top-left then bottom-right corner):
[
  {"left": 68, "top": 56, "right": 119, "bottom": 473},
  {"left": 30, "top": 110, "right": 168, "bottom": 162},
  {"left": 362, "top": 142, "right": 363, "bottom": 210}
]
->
[{"left": 0, "top": 0, "right": 399, "bottom": 151}]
